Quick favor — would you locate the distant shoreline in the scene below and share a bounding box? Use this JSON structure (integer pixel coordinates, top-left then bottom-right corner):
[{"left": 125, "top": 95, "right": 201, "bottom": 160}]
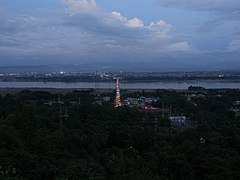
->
[
  {"left": 0, "top": 88, "right": 160, "bottom": 96},
  {"left": 0, "top": 86, "right": 239, "bottom": 96}
]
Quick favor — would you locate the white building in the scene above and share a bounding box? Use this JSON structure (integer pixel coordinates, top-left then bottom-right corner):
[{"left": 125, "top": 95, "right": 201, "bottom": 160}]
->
[{"left": 170, "top": 116, "right": 186, "bottom": 125}]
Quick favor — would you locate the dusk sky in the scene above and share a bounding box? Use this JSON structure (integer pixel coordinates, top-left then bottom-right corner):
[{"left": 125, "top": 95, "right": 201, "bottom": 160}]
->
[{"left": 0, "top": 0, "right": 240, "bottom": 70}]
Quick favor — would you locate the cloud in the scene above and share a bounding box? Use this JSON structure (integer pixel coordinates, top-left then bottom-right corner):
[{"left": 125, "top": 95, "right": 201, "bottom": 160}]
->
[
  {"left": 156, "top": 0, "right": 240, "bottom": 13},
  {"left": 148, "top": 20, "right": 171, "bottom": 38},
  {"left": 156, "top": 0, "right": 240, "bottom": 54},
  {"left": 228, "top": 39, "right": 240, "bottom": 52},
  {"left": 0, "top": 0, "right": 197, "bottom": 67},
  {"left": 111, "top": 11, "right": 171, "bottom": 35},
  {"left": 165, "top": 41, "right": 192, "bottom": 52},
  {"left": 197, "top": 18, "right": 224, "bottom": 32},
  {"left": 111, "top": 11, "right": 144, "bottom": 28},
  {"left": 125, "top": 18, "right": 144, "bottom": 28},
  {"left": 111, "top": 11, "right": 127, "bottom": 22},
  {"left": 148, "top": 20, "right": 170, "bottom": 30},
  {"left": 61, "top": 0, "right": 97, "bottom": 14}
]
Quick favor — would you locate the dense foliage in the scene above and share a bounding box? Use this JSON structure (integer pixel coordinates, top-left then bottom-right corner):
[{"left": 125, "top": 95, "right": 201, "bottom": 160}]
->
[{"left": 0, "top": 89, "right": 240, "bottom": 179}]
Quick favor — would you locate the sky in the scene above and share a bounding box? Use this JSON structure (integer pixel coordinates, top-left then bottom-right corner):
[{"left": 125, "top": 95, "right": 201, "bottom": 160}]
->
[{"left": 0, "top": 0, "right": 240, "bottom": 70}]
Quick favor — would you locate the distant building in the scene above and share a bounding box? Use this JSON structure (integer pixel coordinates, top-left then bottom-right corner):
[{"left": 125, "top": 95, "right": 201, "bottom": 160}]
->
[
  {"left": 200, "top": 138, "right": 206, "bottom": 144},
  {"left": 124, "top": 96, "right": 160, "bottom": 108},
  {"left": 170, "top": 116, "right": 186, "bottom": 126},
  {"left": 102, "top": 96, "right": 111, "bottom": 102},
  {"left": 145, "top": 97, "right": 159, "bottom": 103},
  {"left": 233, "top": 101, "right": 240, "bottom": 106},
  {"left": 143, "top": 107, "right": 169, "bottom": 113},
  {"left": 231, "top": 101, "right": 240, "bottom": 113}
]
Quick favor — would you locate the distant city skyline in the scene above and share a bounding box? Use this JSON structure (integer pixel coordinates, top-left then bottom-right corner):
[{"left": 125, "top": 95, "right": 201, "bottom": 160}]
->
[{"left": 0, "top": 0, "right": 240, "bottom": 70}]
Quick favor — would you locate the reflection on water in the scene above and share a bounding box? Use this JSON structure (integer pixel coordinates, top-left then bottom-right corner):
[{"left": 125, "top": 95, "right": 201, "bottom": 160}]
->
[{"left": 0, "top": 81, "right": 239, "bottom": 89}]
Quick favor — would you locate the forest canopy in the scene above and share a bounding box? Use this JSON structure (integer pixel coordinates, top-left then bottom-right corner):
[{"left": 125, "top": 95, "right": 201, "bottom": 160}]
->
[{"left": 0, "top": 89, "right": 240, "bottom": 179}]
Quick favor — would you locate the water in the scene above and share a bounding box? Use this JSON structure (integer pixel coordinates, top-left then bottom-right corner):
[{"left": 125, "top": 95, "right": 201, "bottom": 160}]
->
[{"left": 0, "top": 81, "right": 239, "bottom": 89}]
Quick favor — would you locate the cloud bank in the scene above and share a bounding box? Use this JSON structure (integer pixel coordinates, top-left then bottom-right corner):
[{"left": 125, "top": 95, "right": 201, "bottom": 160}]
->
[
  {"left": 0, "top": 0, "right": 239, "bottom": 70},
  {"left": 0, "top": 0, "right": 194, "bottom": 66},
  {"left": 156, "top": 0, "right": 240, "bottom": 13}
]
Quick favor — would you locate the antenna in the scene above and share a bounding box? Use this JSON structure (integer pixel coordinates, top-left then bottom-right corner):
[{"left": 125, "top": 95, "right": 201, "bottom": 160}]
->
[
  {"left": 114, "top": 77, "right": 122, "bottom": 108},
  {"left": 62, "top": 110, "right": 69, "bottom": 121},
  {"left": 170, "top": 104, "right": 172, "bottom": 117},
  {"left": 154, "top": 117, "right": 158, "bottom": 132},
  {"left": 57, "top": 94, "right": 64, "bottom": 129},
  {"left": 170, "top": 104, "right": 172, "bottom": 134},
  {"left": 162, "top": 102, "right": 165, "bottom": 118}
]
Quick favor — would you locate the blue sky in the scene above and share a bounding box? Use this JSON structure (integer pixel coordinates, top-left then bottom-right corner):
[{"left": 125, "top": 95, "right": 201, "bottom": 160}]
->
[{"left": 0, "top": 0, "right": 240, "bottom": 70}]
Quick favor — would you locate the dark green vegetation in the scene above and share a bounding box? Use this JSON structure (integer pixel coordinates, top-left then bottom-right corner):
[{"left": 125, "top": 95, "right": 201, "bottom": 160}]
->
[{"left": 0, "top": 89, "right": 240, "bottom": 179}]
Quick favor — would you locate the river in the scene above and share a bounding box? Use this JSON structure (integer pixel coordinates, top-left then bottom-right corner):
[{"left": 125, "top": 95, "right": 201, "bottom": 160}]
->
[{"left": 0, "top": 81, "right": 239, "bottom": 89}]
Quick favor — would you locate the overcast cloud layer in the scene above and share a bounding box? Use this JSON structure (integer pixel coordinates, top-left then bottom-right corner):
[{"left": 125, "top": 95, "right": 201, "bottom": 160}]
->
[
  {"left": 0, "top": 0, "right": 239, "bottom": 70},
  {"left": 156, "top": 0, "right": 240, "bottom": 13}
]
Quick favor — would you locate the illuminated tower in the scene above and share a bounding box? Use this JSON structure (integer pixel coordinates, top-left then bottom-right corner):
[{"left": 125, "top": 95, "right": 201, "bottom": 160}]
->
[{"left": 114, "top": 77, "right": 122, "bottom": 107}]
